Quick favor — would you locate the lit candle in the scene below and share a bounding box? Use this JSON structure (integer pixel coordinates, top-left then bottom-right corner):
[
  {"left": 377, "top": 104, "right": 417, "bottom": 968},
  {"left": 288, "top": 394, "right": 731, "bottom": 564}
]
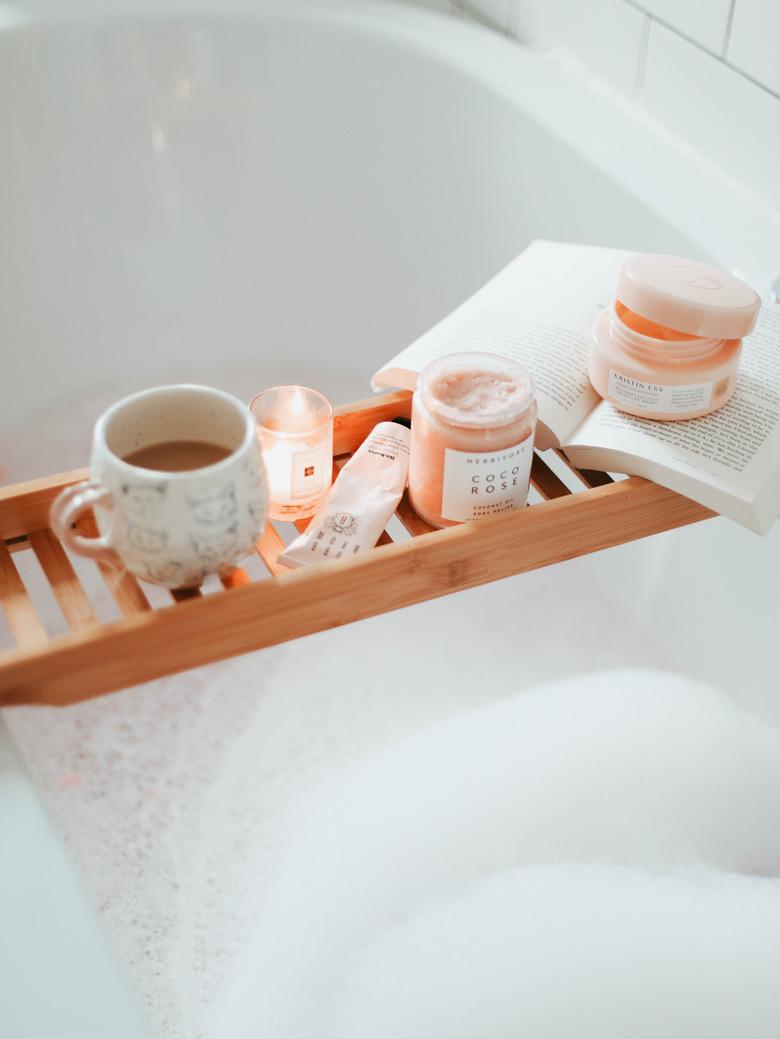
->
[{"left": 250, "top": 386, "right": 333, "bottom": 521}]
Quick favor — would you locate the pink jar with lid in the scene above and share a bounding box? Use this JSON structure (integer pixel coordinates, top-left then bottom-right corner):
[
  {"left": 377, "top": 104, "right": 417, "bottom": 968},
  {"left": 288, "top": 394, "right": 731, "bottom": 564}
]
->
[
  {"left": 589, "top": 254, "right": 760, "bottom": 420},
  {"left": 408, "top": 352, "right": 537, "bottom": 529}
]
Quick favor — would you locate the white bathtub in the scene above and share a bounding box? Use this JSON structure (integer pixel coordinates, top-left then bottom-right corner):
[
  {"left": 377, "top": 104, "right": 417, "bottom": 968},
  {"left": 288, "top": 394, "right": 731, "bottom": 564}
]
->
[{"left": 1, "top": 2, "right": 779, "bottom": 1036}]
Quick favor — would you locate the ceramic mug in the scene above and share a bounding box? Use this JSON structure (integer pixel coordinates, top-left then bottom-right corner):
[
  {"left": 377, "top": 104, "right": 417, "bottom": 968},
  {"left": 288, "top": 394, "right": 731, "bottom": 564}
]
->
[{"left": 50, "top": 385, "right": 268, "bottom": 588}]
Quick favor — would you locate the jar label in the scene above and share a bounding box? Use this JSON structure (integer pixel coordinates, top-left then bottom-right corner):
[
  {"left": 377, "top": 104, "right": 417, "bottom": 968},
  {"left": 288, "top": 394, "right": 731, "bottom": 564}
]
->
[
  {"left": 441, "top": 438, "right": 533, "bottom": 522},
  {"left": 607, "top": 370, "right": 718, "bottom": 414},
  {"left": 292, "top": 444, "right": 328, "bottom": 500}
]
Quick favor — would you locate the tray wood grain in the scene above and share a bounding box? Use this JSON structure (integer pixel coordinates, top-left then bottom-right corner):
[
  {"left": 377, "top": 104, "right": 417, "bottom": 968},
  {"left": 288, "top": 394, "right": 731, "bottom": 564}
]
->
[{"left": 0, "top": 391, "right": 712, "bottom": 707}]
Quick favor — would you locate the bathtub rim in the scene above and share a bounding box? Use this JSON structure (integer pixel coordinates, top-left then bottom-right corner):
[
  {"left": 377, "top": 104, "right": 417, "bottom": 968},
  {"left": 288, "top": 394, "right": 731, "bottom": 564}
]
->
[{"left": 0, "top": 0, "right": 777, "bottom": 297}]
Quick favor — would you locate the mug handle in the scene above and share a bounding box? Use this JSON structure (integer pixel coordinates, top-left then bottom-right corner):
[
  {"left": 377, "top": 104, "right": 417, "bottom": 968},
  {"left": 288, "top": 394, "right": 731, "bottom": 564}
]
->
[{"left": 50, "top": 480, "right": 120, "bottom": 565}]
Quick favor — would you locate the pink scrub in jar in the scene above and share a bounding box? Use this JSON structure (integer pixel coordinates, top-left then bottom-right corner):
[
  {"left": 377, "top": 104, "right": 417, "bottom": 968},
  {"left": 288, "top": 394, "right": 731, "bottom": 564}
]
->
[
  {"left": 589, "top": 254, "right": 760, "bottom": 421},
  {"left": 408, "top": 352, "right": 537, "bottom": 528}
]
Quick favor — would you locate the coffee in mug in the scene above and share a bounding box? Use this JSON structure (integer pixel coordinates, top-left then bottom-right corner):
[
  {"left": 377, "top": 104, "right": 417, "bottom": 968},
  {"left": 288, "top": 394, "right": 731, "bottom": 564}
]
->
[{"left": 121, "top": 440, "right": 234, "bottom": 472}]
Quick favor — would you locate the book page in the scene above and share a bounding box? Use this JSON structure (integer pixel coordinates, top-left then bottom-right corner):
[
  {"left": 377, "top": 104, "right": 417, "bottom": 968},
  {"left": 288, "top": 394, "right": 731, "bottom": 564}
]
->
[
  {"left": 373, "top": 240, "right": 627, "bottom": 449},
  {"left": 564, "top": 308, "right": 780, "bottom": 532}
]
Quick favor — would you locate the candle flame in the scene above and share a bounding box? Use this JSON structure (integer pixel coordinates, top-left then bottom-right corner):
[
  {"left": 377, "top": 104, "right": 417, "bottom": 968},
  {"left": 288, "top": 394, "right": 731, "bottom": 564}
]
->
[{"left": 290, "top": 387, "right": 305, "bottom": 415}]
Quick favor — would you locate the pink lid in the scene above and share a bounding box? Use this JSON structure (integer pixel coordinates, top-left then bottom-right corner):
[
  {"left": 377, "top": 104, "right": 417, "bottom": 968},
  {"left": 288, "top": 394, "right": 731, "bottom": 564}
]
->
[{"left": 617, "top": 254, "right": 760, "bottom": 340}]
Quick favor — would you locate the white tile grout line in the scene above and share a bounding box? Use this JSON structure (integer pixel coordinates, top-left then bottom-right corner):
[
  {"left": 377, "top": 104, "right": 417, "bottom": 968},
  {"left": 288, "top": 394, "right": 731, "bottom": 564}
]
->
[
  {"left": 623, "top": 0, "right": 780, "bottom": 102},
  {"left": 452, "top": 0, "right": 780, "bottom": 104}
]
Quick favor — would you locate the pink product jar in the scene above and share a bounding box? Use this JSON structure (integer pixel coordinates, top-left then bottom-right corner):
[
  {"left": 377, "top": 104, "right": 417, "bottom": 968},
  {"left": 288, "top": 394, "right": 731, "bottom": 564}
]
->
[
  {"left": 408, "top": 352, "right": 537, "bottom": 529},
  {"left": 589, "top": 254, "right": 760, "bottom": 421}
]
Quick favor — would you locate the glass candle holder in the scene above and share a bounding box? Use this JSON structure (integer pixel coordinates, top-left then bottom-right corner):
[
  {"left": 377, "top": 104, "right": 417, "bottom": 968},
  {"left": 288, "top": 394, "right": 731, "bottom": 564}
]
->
[{"left": 251, "top": 386, "right": 333, "bottom": 521}]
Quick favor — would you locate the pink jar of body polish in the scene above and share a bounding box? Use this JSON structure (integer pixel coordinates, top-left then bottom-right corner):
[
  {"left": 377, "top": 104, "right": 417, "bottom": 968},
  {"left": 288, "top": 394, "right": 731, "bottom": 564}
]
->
[
  {"left": 589, "top": 254, "right": 760, "bottom": 421},
  {"left": 408, "top": 352, "right": 537, "bottom": 529}
]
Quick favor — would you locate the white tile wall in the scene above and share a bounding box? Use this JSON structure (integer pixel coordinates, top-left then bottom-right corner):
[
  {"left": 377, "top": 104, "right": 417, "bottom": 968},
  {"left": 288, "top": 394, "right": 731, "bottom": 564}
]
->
[
  {"left": 728, "top": 0, "right": 780, "bottom": 97},
  {"left": 409, "top": 0, "right": 780, "bottom": 215},
  {"left": 641, "top": 19, "right": 780, "bottom": 209},
  {"left": 629, "top": 0, "right": 733, "bottom": 55},
  {"left": 510, "top": 0, "right": 648, "bottom": 92}
]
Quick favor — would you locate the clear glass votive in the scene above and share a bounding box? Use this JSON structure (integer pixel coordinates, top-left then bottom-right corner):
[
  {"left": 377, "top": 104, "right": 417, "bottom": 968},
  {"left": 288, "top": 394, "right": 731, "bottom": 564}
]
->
[{"left": 250, "top": 385, "right": 333, "bottom": 521}]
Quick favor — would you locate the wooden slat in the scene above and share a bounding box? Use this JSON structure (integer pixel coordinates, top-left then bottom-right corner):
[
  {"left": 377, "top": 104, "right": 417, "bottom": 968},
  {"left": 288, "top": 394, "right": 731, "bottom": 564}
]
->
[
  {"left": 530, "top": 453, "right": 572, "bottom": 501},
  {"left": 256, "top": 523, "right": 289, "bottom": 577},
  {"left": 220, "top": 567, "right": 252, "bottom": 589},
  {"left": 395, "top": 492, "right": 437, "bottom": 537},
  {"left": 0, "top": 541, "right": 48, "bottom": 648},
  {"left": 171, "top": 586, "right": 202, "bottom": 602},
  {"left": 5, "top": 535, "right": 30, "bottom": 555},
  {"left": 28, "top": 529, "right": 98, "bottom": 630},
  {"left": 0, "top": 476, "right": 713, "bottom": 707},
  {"left": 554, "top": 449, "right": 614, "bottom": 489},
  {"left": 0, "top": 467, "right": 88, "bottom": 540},
  {"left": 75, "top": 513, "right": 151, "bottom": 616},
  {"left": 333, "top": 391, "right": 411, "bottom": 455},
  {"left": 574, "top": 468, "right": 615, "bottom": 489}
]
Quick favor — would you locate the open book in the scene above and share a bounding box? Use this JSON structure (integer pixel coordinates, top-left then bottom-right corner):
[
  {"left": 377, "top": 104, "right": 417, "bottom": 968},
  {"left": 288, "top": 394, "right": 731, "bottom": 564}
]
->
[{"left": 373, "top": 241, "right": 780, "bottom": 533}]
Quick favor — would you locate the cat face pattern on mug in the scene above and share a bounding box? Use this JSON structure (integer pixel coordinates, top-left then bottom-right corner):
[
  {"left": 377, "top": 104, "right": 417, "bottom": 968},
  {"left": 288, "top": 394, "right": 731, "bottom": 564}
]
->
[
  {"left": 126, "top": 521, "right": 169, "bottom": 555},
  {"left": 187, "top": 482, "right": 239, "bottom": 526},
  {"left": 113, "top": 454, "right": 264, "bottom": 587},
  {"left": 120, "top": 481, "right": 168, "bottom": 519},
  {"left": 190, "top": 523, "right": 241, "bottom": 569}
]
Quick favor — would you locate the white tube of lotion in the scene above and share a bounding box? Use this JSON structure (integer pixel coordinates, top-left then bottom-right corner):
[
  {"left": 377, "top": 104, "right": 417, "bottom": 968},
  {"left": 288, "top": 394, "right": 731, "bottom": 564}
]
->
[{"left": 278, "top": 421, "right": 410, "bottom": 569}]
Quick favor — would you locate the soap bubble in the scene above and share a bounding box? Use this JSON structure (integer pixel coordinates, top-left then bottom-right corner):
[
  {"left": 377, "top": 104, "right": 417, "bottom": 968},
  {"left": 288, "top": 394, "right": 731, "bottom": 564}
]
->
[
  {"left": 330, "top": 863, "right": 780, "bottom": 1039},
  {"left": 223, "top": 670, "right": 780, "bottom": 1038}
]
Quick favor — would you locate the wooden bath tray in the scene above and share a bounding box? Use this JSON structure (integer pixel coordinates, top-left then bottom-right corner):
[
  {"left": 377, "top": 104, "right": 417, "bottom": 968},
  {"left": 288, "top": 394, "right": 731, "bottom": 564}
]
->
[{"left": 0, "top": 390, "right": 712, "bottom": 707}]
